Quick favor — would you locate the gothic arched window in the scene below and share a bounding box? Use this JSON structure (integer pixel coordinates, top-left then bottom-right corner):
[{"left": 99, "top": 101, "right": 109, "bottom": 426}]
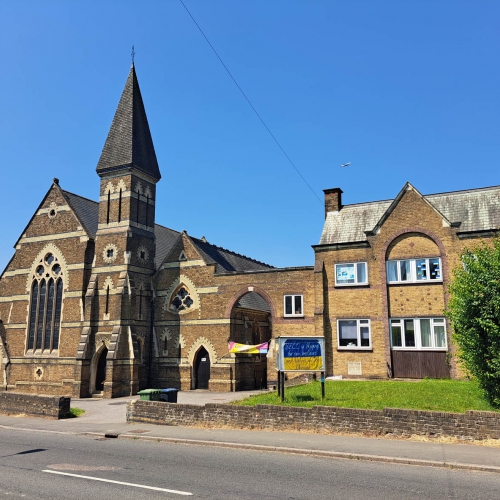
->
[
  {"left": 27, "top": 252, "right": 64, "bottom": 352},
  {"left": 106, "top": 190, "right": 111, "bottom": 224},
  {"left": 118, "top": 189, "right": 122, "bottom": 223},
  {"left": 169, "top": 286, "right": 194, "bottom": 313}
]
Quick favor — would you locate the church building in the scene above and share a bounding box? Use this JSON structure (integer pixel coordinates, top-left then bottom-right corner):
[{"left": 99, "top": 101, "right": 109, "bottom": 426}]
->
[{"left": 0, "top": 65, "right": 498, "bottom": 397}]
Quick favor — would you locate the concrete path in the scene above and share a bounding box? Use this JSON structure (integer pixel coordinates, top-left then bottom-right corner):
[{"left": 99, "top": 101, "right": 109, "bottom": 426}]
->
[{"left": 1, "top": 390, "right": 499, "bottom": 475}]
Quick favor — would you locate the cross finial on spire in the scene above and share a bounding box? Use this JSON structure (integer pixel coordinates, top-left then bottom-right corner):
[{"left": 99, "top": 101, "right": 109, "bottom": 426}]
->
[{"left": 131, "top": 45, "right": 135, "bottom": 65}]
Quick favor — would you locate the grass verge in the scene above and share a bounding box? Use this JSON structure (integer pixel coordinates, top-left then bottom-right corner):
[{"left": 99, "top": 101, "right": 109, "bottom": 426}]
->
[
  {"left": 68, "top": 407, "right": 85, "bottom": 418},
  {"left": 234, "top": 379, "right": 497, "bottom": 413}
]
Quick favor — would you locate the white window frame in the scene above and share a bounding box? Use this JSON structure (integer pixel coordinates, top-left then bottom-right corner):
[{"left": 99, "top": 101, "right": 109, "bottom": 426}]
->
[
  {"left": 337, "top": 319, "right": 371, "bottom": 350},
  {"left": 284, "top": 294, "right": 303, "bottom": 317},
  {"left": 390, "top": 318, "right": 447, "bottom": 350},
  {"left": 335, "top": 262, "right": 368, "bottom": 286},
  {"left": 386, "top": 257, "right": 442, "bottom": 284}
]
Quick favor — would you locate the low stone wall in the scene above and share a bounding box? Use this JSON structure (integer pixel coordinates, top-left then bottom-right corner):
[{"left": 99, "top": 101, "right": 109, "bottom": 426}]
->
[
  {"left": 127, "top": 400, "right": 500, "bottom": 441},
  {"left": 0, "top": 392, "right": 71, "bottom": 419}
]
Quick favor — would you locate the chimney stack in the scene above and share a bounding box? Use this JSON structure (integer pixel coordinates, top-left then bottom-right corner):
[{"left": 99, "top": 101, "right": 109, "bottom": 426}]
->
[{"left": 323, "top": 188, "right": 343, "bottom": 219}]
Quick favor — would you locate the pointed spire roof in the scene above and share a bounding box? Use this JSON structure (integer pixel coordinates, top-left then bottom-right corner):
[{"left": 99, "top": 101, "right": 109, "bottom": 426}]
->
[{"left": 96, "top": 64, "right": 161, "bottom": 181}]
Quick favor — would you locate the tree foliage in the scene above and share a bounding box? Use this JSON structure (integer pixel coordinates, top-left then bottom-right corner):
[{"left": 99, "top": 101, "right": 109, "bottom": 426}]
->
[{"left": 447, "top": 238, "right": 500, "bottom": 407}]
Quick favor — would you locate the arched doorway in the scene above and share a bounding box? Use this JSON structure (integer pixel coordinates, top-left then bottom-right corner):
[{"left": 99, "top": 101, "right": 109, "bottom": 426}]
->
[
  {"left": 194, "top": 347, "right": 210, "bottom": 389},
  {"left": 95, "top": 347, "right": 108, "bottom": 392},
  {"left": 230, "top": 291, "right": 272, "bottom": 391}
]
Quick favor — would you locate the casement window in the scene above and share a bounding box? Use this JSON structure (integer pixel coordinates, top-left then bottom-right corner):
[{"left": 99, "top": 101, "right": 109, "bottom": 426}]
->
[
  {"left": 284, "top": 295, "right": 303, "bottom": 317},
  {"left": 390, "top": 318, "right": 447, "bottom": 350},
  {"left": 335, "top": 262, "right": 368, "bottom": 286},
  {"left": 386, "top": 258, "right": 442, "bottom": 283},
  {"left": 27, "top": 252, "right": 64, "bottom": 353},
  {"left": 337, "top": 319, "right": 371, "bottom": 349}
]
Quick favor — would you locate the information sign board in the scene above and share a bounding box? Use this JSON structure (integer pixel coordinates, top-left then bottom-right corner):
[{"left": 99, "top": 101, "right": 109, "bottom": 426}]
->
[{"left": 276, "top": 336, "right": 325, "bottom": 372}]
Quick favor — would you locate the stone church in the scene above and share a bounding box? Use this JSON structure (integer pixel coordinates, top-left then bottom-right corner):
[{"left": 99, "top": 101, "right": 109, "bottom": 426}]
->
[
  {"left": 0, "top": 65, "right": 498, "bottom": 397},
  {"left": 0, "top": 65, "right": 315, "bottom": 397}
]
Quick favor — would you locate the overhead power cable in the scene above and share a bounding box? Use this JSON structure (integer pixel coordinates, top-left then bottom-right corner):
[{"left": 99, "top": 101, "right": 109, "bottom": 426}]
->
[{"left": 179, "top": 0, "right": 322, "bottom": 204}]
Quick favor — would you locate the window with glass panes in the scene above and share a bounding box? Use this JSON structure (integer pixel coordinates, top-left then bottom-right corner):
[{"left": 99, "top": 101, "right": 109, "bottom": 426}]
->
[
  {"left": 335, "top": 262, "right": 368, "bottom": 286},
  {"left": 337, "top": 319, "right": 371, "bottom": 348},
  {"left": 386, "top": 258, "right": 442, "bottom": 283},
  {"left": 284, "top": 295, "right": 303, "bottom": 317},
  {"left": 390, "top": 318, "right": 447, "bottom": 349},
  {"left": 27, "top": 252, "right": 64, "bottom": 353}
]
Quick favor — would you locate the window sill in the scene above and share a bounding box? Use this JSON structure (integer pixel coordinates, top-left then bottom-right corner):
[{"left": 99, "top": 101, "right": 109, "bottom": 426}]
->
[
  {"left": 391, "top": 348, "right": 448, "bottom": 351},
  {"left": 24, "top": 350, "right": 59, "bottom": 357},
  {"left": 283, "top": 315, "right": 305, "bottom": 319},
  {"left": 334, "top": 284, "right": 370, "bottom": 289},
  {"left": 337, "top": 347, "right": 373, "bottom": 352},
  {"left": 387, "top": 281, "right": 443, "bottom": 286}
]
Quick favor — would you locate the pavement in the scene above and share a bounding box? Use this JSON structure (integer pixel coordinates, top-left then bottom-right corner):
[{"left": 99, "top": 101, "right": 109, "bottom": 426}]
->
[{"left": 1, "top": 390, "right": 499, "bottom": 474}]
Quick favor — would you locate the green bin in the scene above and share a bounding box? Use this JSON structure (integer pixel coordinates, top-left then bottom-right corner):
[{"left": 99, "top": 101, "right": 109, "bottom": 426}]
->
[{"left": 138, "top": 389, "right": 161, "bottom": 401}]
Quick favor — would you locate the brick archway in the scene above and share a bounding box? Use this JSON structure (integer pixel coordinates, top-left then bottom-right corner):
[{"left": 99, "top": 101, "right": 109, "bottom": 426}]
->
[
  {"left": 381, "top": 228, "right": 447, "bottom": 270},
  {"left": 379, "top": 227, "right": 450, "bottom": 379},
  {"left": 224, "top": 286, "right": 277, "bottom": 320}
]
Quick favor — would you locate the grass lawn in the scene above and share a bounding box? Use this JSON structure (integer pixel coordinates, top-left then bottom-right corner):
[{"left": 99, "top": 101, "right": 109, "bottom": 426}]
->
[{"left": 234, "top": 379, "right": 497, "bottom": 413}]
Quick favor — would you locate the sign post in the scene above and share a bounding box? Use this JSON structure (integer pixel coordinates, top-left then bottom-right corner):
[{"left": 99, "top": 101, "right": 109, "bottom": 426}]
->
[{"left": 276, "top": 336, "right": 326, "bottom": 401}]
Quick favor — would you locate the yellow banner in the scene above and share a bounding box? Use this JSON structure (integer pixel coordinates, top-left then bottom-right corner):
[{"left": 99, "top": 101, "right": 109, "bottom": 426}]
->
[
  {"left": 283, "top": 356, "right": 323, "bottom": 371},
  {"left": 228, "top": 342, "right": 268, "bottom": 354}
]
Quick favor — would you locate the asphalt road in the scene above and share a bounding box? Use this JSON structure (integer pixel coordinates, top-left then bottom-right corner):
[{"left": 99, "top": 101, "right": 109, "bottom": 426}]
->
[{"left": 0, "top": 428, "right": 498, "bottom": 500}]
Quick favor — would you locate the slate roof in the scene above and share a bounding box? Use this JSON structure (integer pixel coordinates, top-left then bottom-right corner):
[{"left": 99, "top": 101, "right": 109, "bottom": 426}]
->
[
  {"left": 96, "top": 64, "right": 161, "bottom": 181},
  {"left": 154, "top": 224, "right": 181, "bottom": 269},
  {"left": 427, "top": 186, "right": 500, "bottom": 233},
  {"left": 62, "top": 189, "right": 273, "bottom": 273},
  {"left": 235, "top": 291, "right": 271, "bottom": 313},
  {"left": 319, "top": 184, "right": 500, "bottom": 245},
  {"left": 189, "top": 236, "right": 274, "bottom": 274},
  {"left": 62, "top": 190, "right": 99, "bottom": 237}
]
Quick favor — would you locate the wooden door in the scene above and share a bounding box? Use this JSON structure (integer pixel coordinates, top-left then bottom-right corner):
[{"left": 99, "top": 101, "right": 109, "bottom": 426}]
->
[
  {"left": 392, "top": 350, "right": 449, "bottom": 378},
  {"left": 95, "top": 348, "right": 108, "bottom": 391},
  {"left": 195, "top": 347, "right": 210, "bottom": 389}
]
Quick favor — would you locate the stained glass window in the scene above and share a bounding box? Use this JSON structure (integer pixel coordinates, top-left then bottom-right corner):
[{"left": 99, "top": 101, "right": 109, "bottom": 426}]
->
[{"left": 27, "top": 252, "right": 64, "bottom": 353}]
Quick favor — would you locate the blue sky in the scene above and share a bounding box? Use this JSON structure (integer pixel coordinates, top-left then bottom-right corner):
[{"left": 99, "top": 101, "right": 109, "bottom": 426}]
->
[{"left": 1, "top": 1, "right": 499, "bottom": 271}]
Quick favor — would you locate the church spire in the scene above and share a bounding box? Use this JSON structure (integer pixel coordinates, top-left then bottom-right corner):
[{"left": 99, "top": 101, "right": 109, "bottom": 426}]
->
[{"left": 96, "top": 65, "right": 161, "bottom": 181}]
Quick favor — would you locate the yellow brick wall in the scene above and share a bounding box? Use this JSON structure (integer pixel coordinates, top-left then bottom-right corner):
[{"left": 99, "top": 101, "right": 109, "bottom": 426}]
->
[{"left": 315, "top": 186, "right": 496, "bottom": 380}]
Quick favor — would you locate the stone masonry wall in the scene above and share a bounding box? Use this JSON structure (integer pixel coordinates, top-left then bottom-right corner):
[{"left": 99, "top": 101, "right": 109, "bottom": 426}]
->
[
  {"left": 127, "top": 400, "right": 500, "bottom": 441},
  {"left": 0, "top": 392, "right": 70, "bottom": 419}
]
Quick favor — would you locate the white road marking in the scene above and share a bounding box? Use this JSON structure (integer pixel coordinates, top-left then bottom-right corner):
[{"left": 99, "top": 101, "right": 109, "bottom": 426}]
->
[{"left": 42, "top": 470, "right": 193, "bottom": 496}]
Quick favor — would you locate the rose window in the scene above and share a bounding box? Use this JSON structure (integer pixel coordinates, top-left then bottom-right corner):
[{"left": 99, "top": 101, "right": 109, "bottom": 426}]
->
[{"left": 170, "top": 287, "right": 194, "bottom": 312}]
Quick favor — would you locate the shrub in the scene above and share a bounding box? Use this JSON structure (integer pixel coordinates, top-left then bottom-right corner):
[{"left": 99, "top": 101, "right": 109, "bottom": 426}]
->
[{"left": 447, "top": 238, "right": 500, "bottom": 407}]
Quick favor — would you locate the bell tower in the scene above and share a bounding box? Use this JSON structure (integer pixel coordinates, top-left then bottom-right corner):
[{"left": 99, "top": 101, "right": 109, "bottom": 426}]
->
[{"left": 86, "top": 63, "right": 161, "bottom": 397}]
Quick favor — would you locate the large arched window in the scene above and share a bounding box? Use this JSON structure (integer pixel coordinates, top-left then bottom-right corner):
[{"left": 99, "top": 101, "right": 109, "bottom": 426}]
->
[{"left": 27, "top": 252, "right": 64, "bottom": 353}]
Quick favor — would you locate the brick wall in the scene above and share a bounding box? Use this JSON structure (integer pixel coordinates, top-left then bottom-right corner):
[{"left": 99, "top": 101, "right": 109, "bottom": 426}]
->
[
  {"left": 0, "top": 392, "right": 71, "bottom": 419},
  {"left": 315, "top": 185, "right": 498, "bottom": 380},
  {"left": 127, "top": 400, "right": 500, "bottom": 441}
]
